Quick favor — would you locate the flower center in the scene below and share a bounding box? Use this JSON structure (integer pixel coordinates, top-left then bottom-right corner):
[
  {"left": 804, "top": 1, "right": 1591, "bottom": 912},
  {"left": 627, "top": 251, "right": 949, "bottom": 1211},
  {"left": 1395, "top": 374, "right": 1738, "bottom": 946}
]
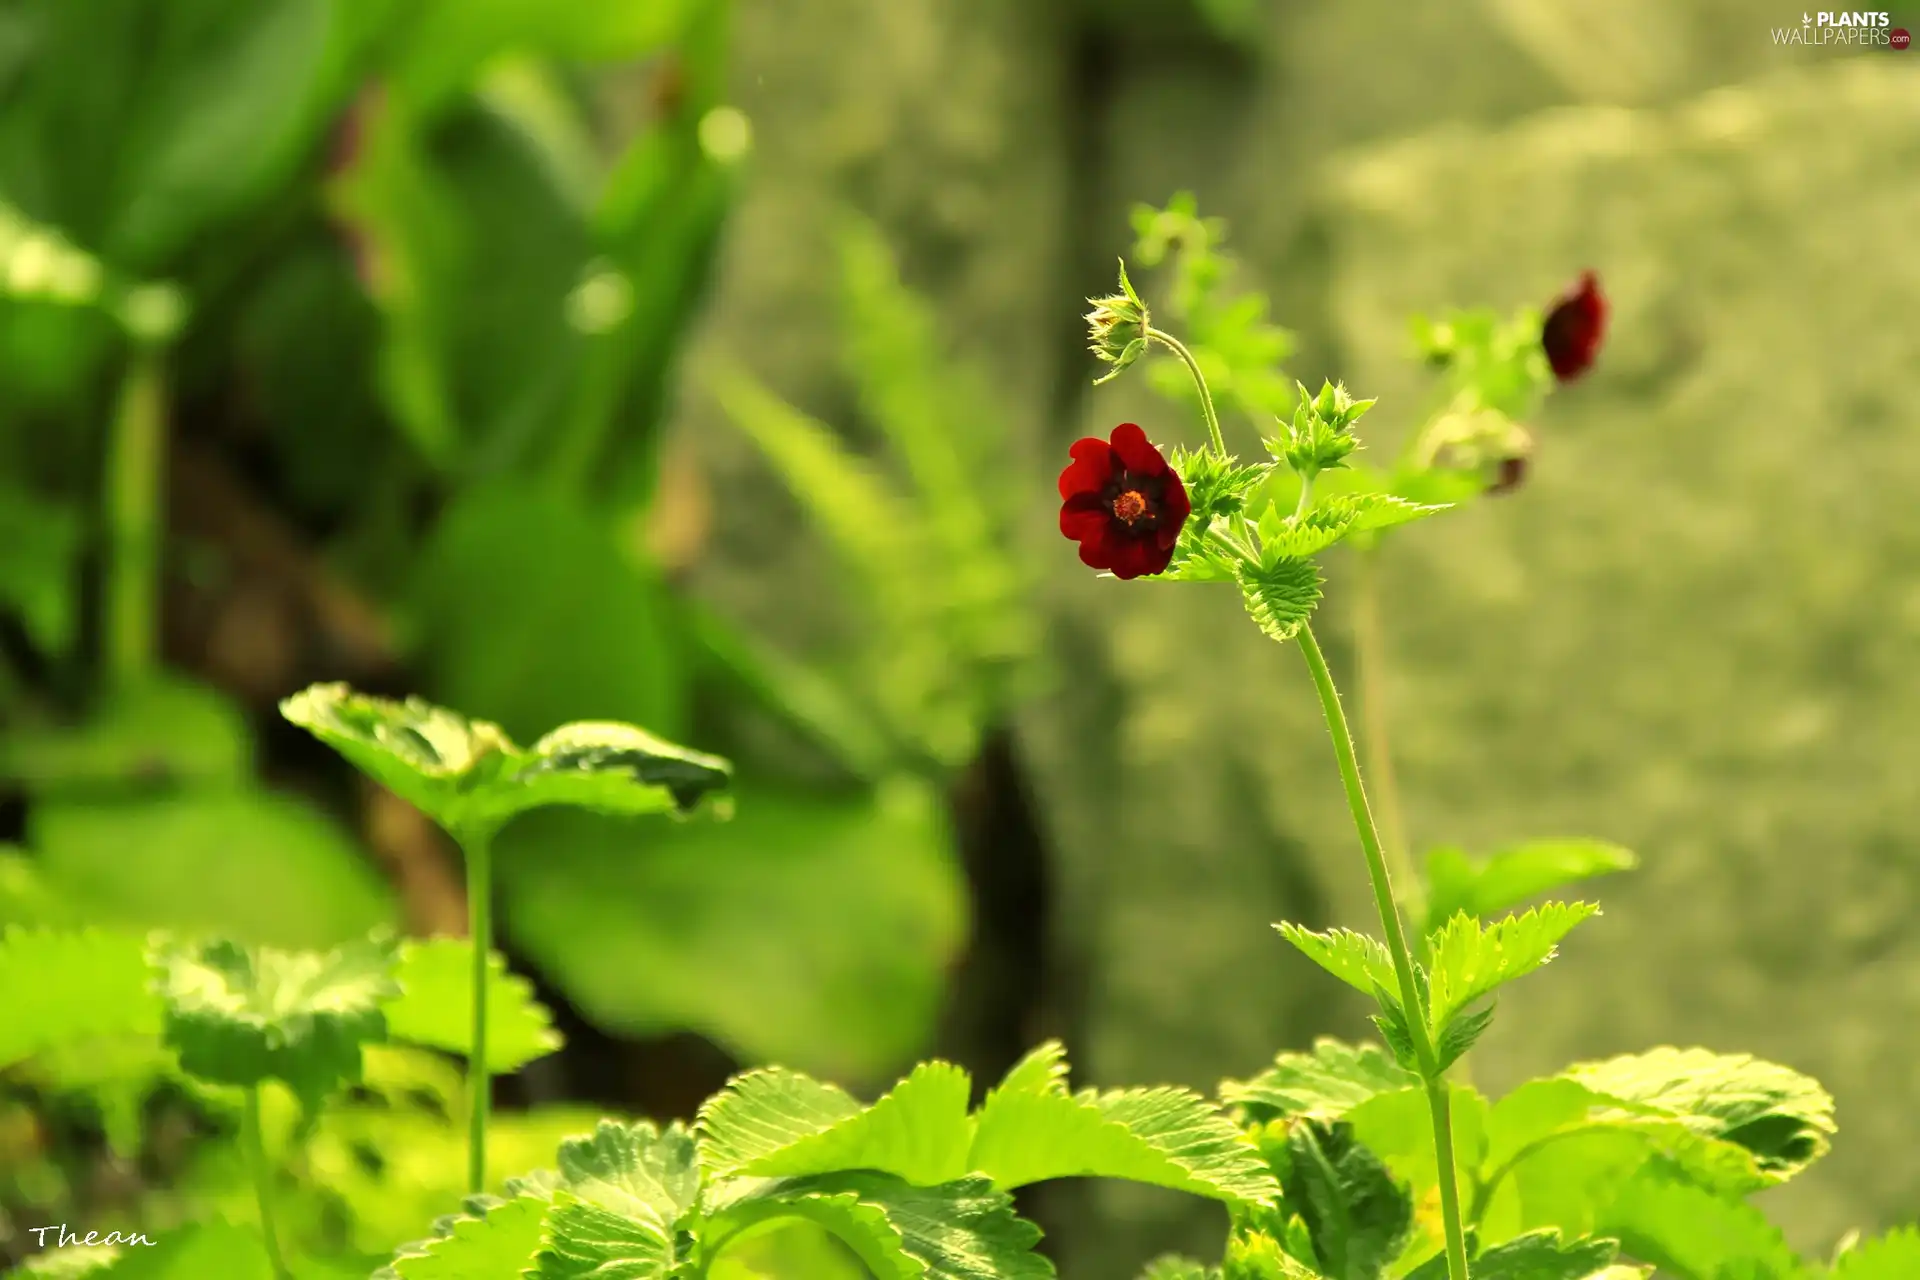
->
[{"left": 1111, "top": 489, "right": 1149, "bottom": 524}]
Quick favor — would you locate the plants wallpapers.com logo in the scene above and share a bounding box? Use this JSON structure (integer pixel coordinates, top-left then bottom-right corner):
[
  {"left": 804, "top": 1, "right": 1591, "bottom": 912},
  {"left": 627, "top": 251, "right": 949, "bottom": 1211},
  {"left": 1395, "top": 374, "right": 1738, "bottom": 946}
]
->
[{"left": 1772, "top": 10, "right": 1912, "bottom": 44}]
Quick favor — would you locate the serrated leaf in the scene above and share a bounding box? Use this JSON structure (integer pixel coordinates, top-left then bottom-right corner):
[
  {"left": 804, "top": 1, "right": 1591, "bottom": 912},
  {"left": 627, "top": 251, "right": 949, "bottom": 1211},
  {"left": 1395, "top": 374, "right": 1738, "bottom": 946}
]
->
[
  {"left": 1595, "top": 1167, "right": 1807, "bottom": 1280},
  {"left": 970, "top": 1068, "right": 1277, "bottom": 1204},
  {"left": 697, "top": 1067, "right": 866, "bottom": 1177},
  {"left": 1220, "top": 1039, "right": 1417, "bottom": 1123},
  {"left": 1404, "top": 1228, "right": 1620, "bottom": 1280},
  {"left": 1281, "top": 1121, "right": 1411, "bottom": 1280},
  {"left": 1424, "top": 904, "right": 1598, "bottom": 1038},
  {"left": 280, "top": 683, "right": 731, "bottom": 841},
  {"left": 1275, "top": 924, "right": 1401, "bottom": 999},
  {"left": 1235, "top": 557, "right": 1323, "bottom": 644},
  {"left": 1223, "top": 1230, "right": 1321, "bottom": 1280},
  {"left": 385, "top": 936, "right": 563, "bottom": 1073},
  {"left": 1558, "top": 1047, "right": 1834, "bottom": 1182},
  {"left": 1434, "top": 1002, "right": 1497, "bottom": 1072},
  {"left": 1832, "top": 1227, "right": 1920, "bottom": 1280},
  {"left": 0, "top": 928, "right": 162, "bottom": 1070},
  {"left": 721, "top": 1172, "right": 1054, "bottom": 1280},
  {"left": 551, "top": 1120, "right": 703, "bottom": 1229},
  {"left": 1139, "top": 1255, "right": 1218, "bottom": 1280},
  {"left": 154, "top": 934, "right": 400, "bottom": 1106},
  {"left": 991, "top": 1040, "right": 1072, "bottom": 1099},
  {"left": 536, "top": 1190, "right": 679, "bottom": 1279},
  {"left": 377, "top": 1194, "right": 552, "bottom": 1280},
  {"left": 1424, "top": 842, "right": 1638, "bottom": 937},
  {"left": 731, "top": 1061, "right": 974, "bottom": 1186}
]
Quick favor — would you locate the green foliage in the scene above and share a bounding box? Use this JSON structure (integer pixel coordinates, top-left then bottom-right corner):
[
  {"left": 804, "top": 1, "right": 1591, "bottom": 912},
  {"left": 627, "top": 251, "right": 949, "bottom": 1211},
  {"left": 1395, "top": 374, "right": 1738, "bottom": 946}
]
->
[
  {"left": 1831, "top": 1228, "right": 1920, "bottom": 1280},
  {"left": 1423, "top": 903, "right": 1599, "bottom": 1044},
  {"left": 384, "top": 937, "right": 563, "bottom": 1074},
  {"left": 1270, "top": 381, "right": 1375, "bottom": 481},
  {"left": 153, "top": 934, "right": 400, "bottom": 1107},
  {"left": 377, "top": 1193, "right": 552, "bottom": 1280},
  {"left": 280, "top": 683, "right": 732, "bottom": 842},
  {"left": 700, "top": 1042, "right": 1277, "bottom": 1207},
  {"left": 1221, "top": 1040, "right": 1418, "bottom": 1124},
  {"left": 1422, "top": 843, "right": 1637, "bottom": 939},
  {"left": 1558, "top": 1048, "right": 1835, "bottom": 1182},
  {"left": 1404, "top": 1228, "right": 1623, "bottom": 1280},
  {"left": 0, "top": 928, "right": 161, "bottom": 1071},
  {"left": 1273, "top": 1120, "right": 1412, "bottom": 1280},
  {"left": 1592, "top": 1167, "right": 1805, "bottom": 1280},
  {"left": 501, "top": 779, "right": 966, "bottom": 1078},
  {"left": 1273, "top": 925, "right": 1399, "bottom": 999},
  {"left": 1234, "top": 558, "right": 1325, "bottom": 645},
  {"left": 1129, "top": 193, "right": 1297, "bottom": 425}
]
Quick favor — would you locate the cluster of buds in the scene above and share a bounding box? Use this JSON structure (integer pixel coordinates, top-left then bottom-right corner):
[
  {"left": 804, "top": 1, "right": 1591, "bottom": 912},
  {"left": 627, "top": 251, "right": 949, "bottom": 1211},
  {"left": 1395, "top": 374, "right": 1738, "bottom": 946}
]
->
[
  {"left": 1273, "top": 379, "right": 1374, "bottom": 481},
  {"left": 1085, "top": 260, "right": 1150, "bottom": 386}
]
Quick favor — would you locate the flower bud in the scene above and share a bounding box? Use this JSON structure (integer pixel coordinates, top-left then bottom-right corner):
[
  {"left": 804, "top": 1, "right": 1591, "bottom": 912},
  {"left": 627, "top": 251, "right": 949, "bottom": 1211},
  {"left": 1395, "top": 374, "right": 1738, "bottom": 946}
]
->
[{"left": 1087, "top": 259, "right": 1149, "bottom": 385}]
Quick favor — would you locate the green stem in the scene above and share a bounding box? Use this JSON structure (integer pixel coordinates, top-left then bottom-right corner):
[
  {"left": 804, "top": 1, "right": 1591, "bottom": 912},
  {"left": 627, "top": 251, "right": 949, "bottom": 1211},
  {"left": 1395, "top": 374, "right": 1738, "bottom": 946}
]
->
[
  {"left": 242, "top": 1085, "right": 292, "bottom": 1280},
  {"left": 103, "top": 351, "right": 166, "bottom": 688},
  {"left": 1297, "top": 623, "right": 1470, "bottom": 1280},
  {"left": 1350, "top": 546, "right": 1424, "bottom": 935},
  {"left": 464, "top": 828, "right": 494, "bottom": 1196},
  {"left": 1146, "top": 326, "right": 1227, "bottom": 458}
]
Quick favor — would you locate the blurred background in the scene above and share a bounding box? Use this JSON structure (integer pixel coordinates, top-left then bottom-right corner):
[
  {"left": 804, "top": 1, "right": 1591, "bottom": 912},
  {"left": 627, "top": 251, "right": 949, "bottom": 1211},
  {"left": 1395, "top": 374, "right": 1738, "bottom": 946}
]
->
[{"left": 1, "top": 0, "right": 1917, "bottom": 1275}]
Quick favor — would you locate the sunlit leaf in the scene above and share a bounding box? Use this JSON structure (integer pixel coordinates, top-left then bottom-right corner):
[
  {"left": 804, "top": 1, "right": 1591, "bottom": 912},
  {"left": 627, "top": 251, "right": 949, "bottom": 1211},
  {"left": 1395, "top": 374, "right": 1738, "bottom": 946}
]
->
[{"left": 385, "top": 937, "right": 563, "bottom": 1073}]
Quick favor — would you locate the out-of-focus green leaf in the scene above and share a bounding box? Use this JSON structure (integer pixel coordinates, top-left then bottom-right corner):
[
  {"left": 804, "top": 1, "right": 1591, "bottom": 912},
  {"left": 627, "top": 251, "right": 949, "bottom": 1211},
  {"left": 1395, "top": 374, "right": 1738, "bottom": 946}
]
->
[
  {"left": 411, "top": 483, "right": 688, "bottom": 747},
  {"left": 106, "top": 0, "right": 382, "bottom": 271},
  {"left": 390, "top": 0, "right": 703, "bottom": 117},
  {"left": 0, "top": 477, "right": 81, "bottom": 657},
  {"left": 1423, "top": 841, "right": 1638, "bottom": 937},
  {"left": 1403, "top": 1228, "right": 1623, "bottom": 1280},
  {"left": 0, "top": 927, "right": 161, "bottom": 1070},
  {"left": 28, "top": 790, "right": 394, "bottom": 948},
  {"left": 0, "top": 676, "right": 250, "bottom": 793},
  {"left": 385, "top": 937, "right": 563, "bottom": 1073},
  {"left": 1593, "top": 1167, "right": 1806, "bottom": 1280},
  {"left": 501, "top": 777, "right": 966, "bottom": 1078},
  {"left": 1832, "top": 1227, "right": 1920, "bottom": 1280},
  {"left": 155, "top": 934, "right": 400, "bottom": 1107},
  {"left": 83, "top": 1221, "right": 274, "bottom": 1280}
]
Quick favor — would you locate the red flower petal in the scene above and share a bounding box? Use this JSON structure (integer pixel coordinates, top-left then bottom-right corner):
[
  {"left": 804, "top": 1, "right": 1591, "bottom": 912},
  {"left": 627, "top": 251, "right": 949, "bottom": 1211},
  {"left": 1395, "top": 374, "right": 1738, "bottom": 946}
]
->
[
  {"left": 1108, "top": 422, "right": 1166, "bottom": 476},
  {"left": 1106, "top": 535, "right": 1159, "bottom": 580},
  {"left": 1058, "top": 436, "right": 1116, "bottom": 499},
  {"left": 1076, "top": 527, "right": 1118, "bottom": 571},
  {"left": 1542, "top": 270, "right": 1607, "bottom": 382},
  {"left": 1155, "top": 471, "right": 1191, "bottom": 548},
  {"left": 1059, "top": 493, "right": 1110, "bottom": 541}
]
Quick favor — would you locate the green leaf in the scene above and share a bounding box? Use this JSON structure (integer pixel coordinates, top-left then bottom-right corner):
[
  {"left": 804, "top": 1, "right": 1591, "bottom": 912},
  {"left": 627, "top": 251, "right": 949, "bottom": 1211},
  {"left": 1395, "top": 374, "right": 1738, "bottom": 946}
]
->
[
  {"left": 411, "top": 484, "right": 689, "bottom": 748},
  {"left": 1424, "top": 903, "right": 1598, "bottom": 1038},
  {"left": 1594, "top": 1167, "right": 1807, "bottom": 1280},
  {"left": 1832, "top": 1227, "right": 1920, "bottom": 1280},
  {"left": 710, "top": 1060, "right": 974, "bottom": 1186},
  {"left": 0, "top": 928, "right": 162, "bottom": 1070},
  {"left": 1275, "top": 924, "right": 1401, "bottom": 999},
  {"left": 1404, "top": 1228, "right": 1621, "bottom": 1280},
  {"left": 536, "top": 1191, "right": 680, "bottom": 1279},
  {"left": 1139, "top": 1256, "right": 1218, "bottom": 1280},
  {"left": 385, "top": 937, "right": 563, "bottom": 1073},
  {"left": 1220, "top": 1039, "right": 1417, "bottom": 1123},
  {"left": 699, "top": 1066, "right": 865, "bottom": 1174},
  {"left": 1344, "top": 1081, "right": 1489, "bottom": 1210},
  {"left": 0, "top": 479, "right": 83, "bottom": 658},
  {"left": 1222, "top": 1231, "right": 1321, "bottom": 1280},
  {"left": 1433, "top": 1002, "right": 1496, "bottom": 1072},
  {"left": 0, "top": 677, "right": 250, "bottom": 793},
  {"left": 1423, "top": 841, "right": 1638, "bottom": 936},
  {"left": 970, "top": 1075, "right": 1279, "bottom": 1203},
  {"left": 1258, "top": 494, "right": 1451, "bottom": 563},
  {"left": 1559, "top": 1047, "right": 1835, "bottom": 1182},
  {"left": 503, "top": 779, "right": 965, "bottom": 1079},
  {"left": 280, "top": 682, "right": 731, "bottom": 841},
  {"left": 154, "top": 934, "right": 400, "bottom": 1106},
  {"left": 715, "top": 1172, "right": 1054, "bottom": 1280},
  {"left": 87, "top": 1220, "right": 275, "bottom": 1280},
  {"left": 27, "top": 790, "right": 394, "bottom": 949},
  {"left": 1280, "top": 1121, "right": 1412, "bottom": 1280},
  {"left": 377, "top": 1194, "right": 551, "bottom": 1280},
  {"left": 551, "top": 1120, "right": 702, "bottom": 1232},
  {"left": 1235, "top": 557, "right": 1324, "bottom": 645}
]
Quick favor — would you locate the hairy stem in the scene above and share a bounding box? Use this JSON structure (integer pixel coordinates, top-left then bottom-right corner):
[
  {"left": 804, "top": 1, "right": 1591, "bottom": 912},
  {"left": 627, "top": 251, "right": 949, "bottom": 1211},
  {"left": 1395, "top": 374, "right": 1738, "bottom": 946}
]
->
[
  {"left": 1146, "top": 326, "right": 1227, "bottom": 458},
  {"left": 104, "top": 352, "right": 166, "bottom": 688},
  {"left": 1297, "top": 623, "right": 1470, "bottom": 1280},
  {"left": 243, "top": 1085, "right": 291, "bottom": 1280},
  {"left": 1350, "top": 545, "right": 1424, "bottom": 933},
  {"left": 464, "top": 828, "right": 494, "bottom": 1195}
]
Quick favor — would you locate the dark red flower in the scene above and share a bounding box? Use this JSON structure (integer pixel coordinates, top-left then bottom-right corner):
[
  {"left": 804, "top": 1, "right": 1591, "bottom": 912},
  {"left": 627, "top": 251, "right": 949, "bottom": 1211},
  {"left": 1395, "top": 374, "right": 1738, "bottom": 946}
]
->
[
  {"left": 1058, "top": 423, "right": 1192, "bottom": 580},
  {"left": 1541, "top": 270, "right": 1607, "bottom": 382}
]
